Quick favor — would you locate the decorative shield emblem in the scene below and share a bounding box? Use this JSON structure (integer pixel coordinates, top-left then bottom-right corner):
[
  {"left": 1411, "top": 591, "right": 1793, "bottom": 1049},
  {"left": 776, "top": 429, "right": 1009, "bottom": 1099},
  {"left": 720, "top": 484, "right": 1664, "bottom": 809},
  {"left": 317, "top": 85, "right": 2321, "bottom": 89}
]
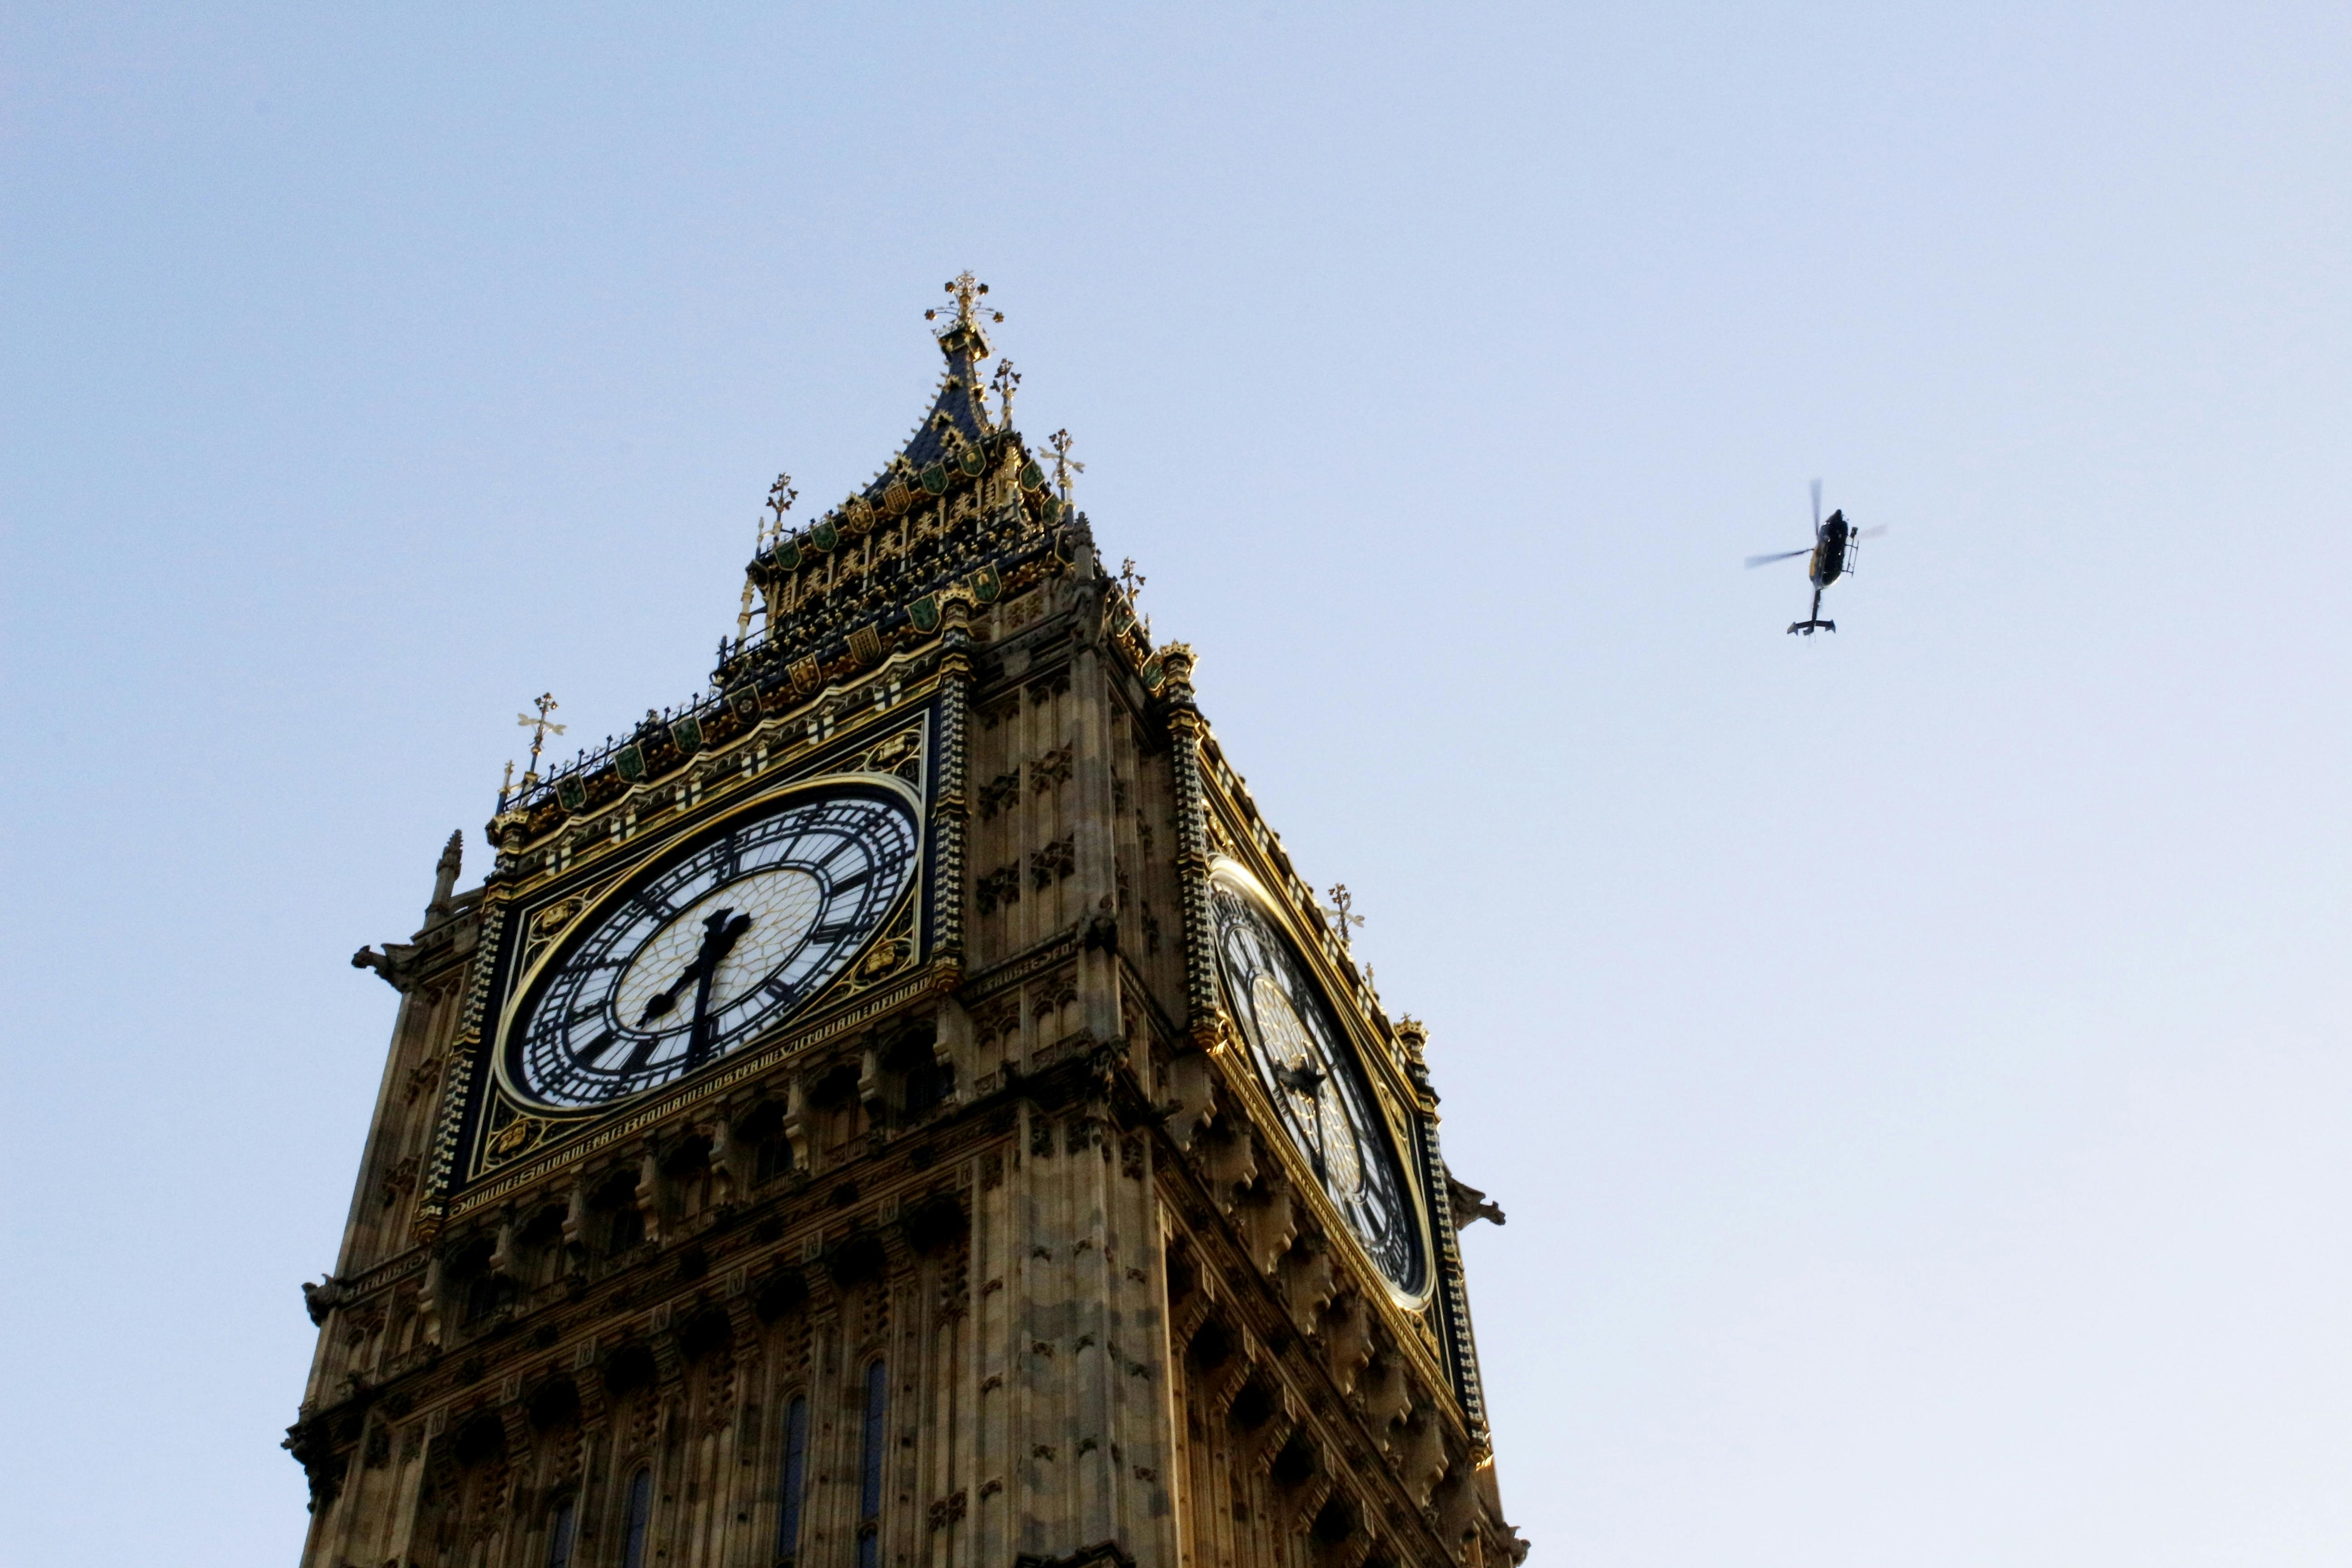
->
[
  {"left": 884, "top": 480, "right": 913, "bottom": 515},
  {"left": 1038, "top": 496, "right": 1061, "bottom": 524},
  {"left": 557, "top": 776, "right": 588, "bottom": 811},
  {"left": 1140, "top": 657, "right": 1164, "bottom": 692},
  {"left": 910, "top": 595, "right": 941, "bottom": 634},
  {"left": 616, "top": 744, "right": 646, "bottom": 782},
  {"left": 789, "top": 656, "right": 821, "bottom": 694},
  {"left": 669, "top": 714, "right": 703, "bottom": 755},
  {"left": 1020, "top": 461, "right": 1046, "bottom": 492},
  {"left": 959, "top": 446, "right": 987, "bottom": 477},
  {"left": 972, "top": 564, "right": 1002, "bottom": 603},
  {"left": 847, "top": 625, "right": 882, "bottom": 666},
  {"left": 1108, "top": 605, "right": 1137, "bottom": 641},
  {"left": 812, "top": 519, "right": 839, "bottom": 552},
  {"left": 774, "top": 537, "right": 800, "bottom": 571},
  {"left": 846, "top": 495, "right": 874, "bottom": 531},
  {"left": 728, "top": 686, "right": 760, "bottom": 720},
  {"left": 920, "top": 464, "right": 948, "bottom": 496}
]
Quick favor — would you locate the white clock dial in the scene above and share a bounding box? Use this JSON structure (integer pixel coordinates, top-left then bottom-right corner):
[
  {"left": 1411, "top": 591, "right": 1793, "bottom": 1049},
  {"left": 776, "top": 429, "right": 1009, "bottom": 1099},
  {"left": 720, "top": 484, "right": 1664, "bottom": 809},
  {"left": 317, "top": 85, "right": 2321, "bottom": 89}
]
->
[
  {"left": 507, "top": 788, "right": 919, "bottom": 1108},
  {"left": 1210, "top": 870, "right": 1425, "bottom": 1295}
]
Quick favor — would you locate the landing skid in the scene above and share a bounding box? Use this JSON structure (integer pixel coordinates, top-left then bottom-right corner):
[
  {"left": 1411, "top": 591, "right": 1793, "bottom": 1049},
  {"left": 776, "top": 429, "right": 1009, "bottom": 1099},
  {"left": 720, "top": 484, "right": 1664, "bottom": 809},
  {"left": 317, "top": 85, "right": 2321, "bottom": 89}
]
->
[{"left": 1786, "top": 619, "right": 1836, "bottom": 636}]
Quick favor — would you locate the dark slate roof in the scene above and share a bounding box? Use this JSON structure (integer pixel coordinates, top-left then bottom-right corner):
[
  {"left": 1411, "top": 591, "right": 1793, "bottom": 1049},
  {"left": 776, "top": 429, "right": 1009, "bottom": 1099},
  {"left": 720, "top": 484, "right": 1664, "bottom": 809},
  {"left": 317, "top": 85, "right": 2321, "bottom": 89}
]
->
[{"left": 864, "top": 320, "right": 993, "bottom": 495}]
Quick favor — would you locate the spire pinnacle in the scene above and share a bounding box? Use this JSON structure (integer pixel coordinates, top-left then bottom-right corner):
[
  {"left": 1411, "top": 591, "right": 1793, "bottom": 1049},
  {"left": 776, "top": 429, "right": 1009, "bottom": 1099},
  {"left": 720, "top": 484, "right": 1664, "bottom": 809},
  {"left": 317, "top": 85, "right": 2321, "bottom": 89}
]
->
[{"left": 926, "top": 271, "right": 1002, "bottom": 335}]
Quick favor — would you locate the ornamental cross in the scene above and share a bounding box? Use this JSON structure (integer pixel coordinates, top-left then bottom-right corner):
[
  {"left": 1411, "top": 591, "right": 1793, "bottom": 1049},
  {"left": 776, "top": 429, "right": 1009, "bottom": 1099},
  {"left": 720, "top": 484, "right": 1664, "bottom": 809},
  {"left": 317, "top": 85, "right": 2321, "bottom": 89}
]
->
[
  {"left": 763, "top": 472, "right": 797, "bottom": 547},
  {"left": 1119, "top": 558, "right": 1147, "bottom": 601},
  {"left": 1327, "top": 884, "right": 1366, "bottom": 943},
  {"left": 926, "top": 271, "right": 1003, "bottom": 332},
  {"left": 1048, "top": 428, "right": 1084, "bottom": 501},
  {"left": 991, "top": 358, "right": 1021, "bottom": 427},
  {"left": 517, "top": 693, "right": 565, "bottom": 777}
]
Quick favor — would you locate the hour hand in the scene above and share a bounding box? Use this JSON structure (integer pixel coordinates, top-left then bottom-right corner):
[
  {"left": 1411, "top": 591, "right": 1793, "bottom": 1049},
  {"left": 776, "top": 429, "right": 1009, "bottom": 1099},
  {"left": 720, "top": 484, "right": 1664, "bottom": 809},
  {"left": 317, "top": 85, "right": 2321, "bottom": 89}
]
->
[{"left": 637, "top": 979, "right": 690, "bottom": 1026}]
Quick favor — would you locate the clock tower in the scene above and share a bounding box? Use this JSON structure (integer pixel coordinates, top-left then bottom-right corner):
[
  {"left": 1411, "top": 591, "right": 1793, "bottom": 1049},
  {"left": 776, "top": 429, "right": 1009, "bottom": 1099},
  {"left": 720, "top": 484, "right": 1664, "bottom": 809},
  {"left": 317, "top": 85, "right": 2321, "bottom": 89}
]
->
[{"left": 288, "top": 279, "right": 1525, "bottom": 1568}]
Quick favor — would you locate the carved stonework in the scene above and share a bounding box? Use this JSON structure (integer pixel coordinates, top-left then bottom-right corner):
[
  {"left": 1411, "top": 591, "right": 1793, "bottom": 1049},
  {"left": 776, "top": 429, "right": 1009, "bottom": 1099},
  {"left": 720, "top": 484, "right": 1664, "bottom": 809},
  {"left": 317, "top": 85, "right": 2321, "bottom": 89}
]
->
[{"left": 290, "top": 289, "right": 1521, "bottom": 1568}]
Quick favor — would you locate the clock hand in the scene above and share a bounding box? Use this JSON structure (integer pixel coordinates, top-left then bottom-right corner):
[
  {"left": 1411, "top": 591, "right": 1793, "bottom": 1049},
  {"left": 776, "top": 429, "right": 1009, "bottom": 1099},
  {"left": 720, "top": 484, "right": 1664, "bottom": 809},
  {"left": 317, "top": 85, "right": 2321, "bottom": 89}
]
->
[
  {"left": 686, "top": 912, "right": 755, "bottom": 1065},
  {"left": 637, "top": 909, "right": 751, "bottom": 1027}
]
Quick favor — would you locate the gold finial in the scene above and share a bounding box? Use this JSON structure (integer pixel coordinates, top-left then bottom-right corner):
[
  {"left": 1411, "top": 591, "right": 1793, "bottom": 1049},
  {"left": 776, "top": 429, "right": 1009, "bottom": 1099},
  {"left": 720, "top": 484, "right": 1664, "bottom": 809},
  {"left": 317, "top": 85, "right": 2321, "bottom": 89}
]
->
[
  {"left": 735, "top": 578, "right": 757, "bottom": 641},
  {"left": 762, "top": 472, "right": 797, "bottom": 548},
  {"left": 1117, "top": 558, "right": 1151, "bottom": 638},
  {"left": 991, "top": 358, "right": 1021, "bottom": 427},
  {"left": 1047, "top": 428, "right": 1084, "bottom": 501},
  {"left": 498, "top": 758, "right": 515, "bottom": 808},
  {"left": 926, "top": 271, "right": 1003, "bottom": 332},
  {"left": 1326, "top": 884, "right": 1365, "bottom": 944},
  {"left": 517, "top": 693, "right": 565, "bottom": 779}
]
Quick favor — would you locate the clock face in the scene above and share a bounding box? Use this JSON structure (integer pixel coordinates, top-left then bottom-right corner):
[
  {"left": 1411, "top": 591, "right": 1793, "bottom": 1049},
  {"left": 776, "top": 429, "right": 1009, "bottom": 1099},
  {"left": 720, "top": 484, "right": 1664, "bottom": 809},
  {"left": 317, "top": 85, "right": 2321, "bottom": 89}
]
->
[
  {"left": 1210, "top": 871, "right": 1426, "bottom": 1296},
  {"left": 507, "top": 787, "right": 920, "bottom": 1108}
]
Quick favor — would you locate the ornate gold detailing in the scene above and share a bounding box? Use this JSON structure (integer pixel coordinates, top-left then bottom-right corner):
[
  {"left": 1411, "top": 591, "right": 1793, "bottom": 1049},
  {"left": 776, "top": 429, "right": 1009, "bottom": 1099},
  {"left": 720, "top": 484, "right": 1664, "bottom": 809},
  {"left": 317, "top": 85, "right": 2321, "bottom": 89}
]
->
[
  {"left": 990, "top": 359, "right": 1019, "bottom": 427},
  {"left": 1046, "top": 428, "right": 1083, "bottom": 502},
  {"left": 516, "top": 693, "right": 564, "bottom": 790},
  {"left": 485, "top": 1106, "right": 553, "bottom": 1164},
  {"left": 839, "top": 902, "right": 916, "bottom": 1000},
  {"left": 925, "top": 271, "right": 1002, "bottom": 334},
  {"left": 848, "top": 724, "right": 924, "bottom": 783}
]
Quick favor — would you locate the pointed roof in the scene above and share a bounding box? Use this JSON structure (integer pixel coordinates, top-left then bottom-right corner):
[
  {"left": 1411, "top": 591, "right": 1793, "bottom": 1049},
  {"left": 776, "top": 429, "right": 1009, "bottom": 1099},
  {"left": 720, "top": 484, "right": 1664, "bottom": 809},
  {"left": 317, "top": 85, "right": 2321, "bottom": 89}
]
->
[{"left": 880, "top": 279, "right": 997, "bottom": 484}]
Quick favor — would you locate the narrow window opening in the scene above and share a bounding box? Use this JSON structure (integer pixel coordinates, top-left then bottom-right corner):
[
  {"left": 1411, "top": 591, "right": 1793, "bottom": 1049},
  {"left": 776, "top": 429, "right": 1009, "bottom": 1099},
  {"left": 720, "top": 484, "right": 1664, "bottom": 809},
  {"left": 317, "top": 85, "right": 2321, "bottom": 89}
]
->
[
  {"left": 774, "top": 1395, "right": 810, "bottom": 1564},
  {"left": 544, "top": 1495, "right": 577, "bottom": 1568},
  {"left": 856, "top": 1360, "right": 887, "bottom": 1568},
  {"left": 620, "top": 1468, "right": 653, "bottom": 1568}
]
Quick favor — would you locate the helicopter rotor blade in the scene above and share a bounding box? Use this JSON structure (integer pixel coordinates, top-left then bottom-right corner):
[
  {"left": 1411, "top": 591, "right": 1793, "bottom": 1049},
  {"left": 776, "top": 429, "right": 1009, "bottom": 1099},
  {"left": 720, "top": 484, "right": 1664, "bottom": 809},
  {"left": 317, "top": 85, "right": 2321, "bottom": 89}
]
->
[
  {"left": 1744, "top": 549, "right": 1809, "bottom": 568},
  {"left": 1811, "top": 478, "right": 1822, "bottom": 534},
  {"left": 1855, "top": 524, "right": 1889, "bottom": 539}
]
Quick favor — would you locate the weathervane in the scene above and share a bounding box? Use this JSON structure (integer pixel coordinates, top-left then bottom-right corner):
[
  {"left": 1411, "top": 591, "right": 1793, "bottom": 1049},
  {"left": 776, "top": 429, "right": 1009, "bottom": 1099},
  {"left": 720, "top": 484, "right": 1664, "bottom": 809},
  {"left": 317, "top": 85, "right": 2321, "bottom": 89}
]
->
[
  {"left": 1047, "top": 428, "right": 1083, "bottom": 502},
  {"left": 991, "top": 358, "right": 1021, "bottom": 428},
  {"left": 926, "top": 271, "right": 1003, "bottom": 334},
  {"left": 517, "top": 693, "right": 565, "bottom": 784},
  {"left": 1327, "top": 884, "right": 1366, "bottom": 945}
]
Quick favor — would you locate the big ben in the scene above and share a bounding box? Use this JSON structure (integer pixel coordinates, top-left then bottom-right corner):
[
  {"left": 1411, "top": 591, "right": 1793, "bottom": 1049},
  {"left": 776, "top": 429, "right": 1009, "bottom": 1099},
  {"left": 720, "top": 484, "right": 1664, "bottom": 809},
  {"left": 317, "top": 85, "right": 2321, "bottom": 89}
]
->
[{"left": 287, "top": 279, "right": 1526, "bottom": 1568}]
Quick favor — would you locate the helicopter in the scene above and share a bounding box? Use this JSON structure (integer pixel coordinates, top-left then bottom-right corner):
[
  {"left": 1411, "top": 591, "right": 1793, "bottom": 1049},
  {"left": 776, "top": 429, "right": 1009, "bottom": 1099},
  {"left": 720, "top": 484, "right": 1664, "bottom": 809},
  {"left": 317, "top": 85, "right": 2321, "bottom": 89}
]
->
[{"left": 1746, "top": 480, "right": 1885, "bottom": 635}]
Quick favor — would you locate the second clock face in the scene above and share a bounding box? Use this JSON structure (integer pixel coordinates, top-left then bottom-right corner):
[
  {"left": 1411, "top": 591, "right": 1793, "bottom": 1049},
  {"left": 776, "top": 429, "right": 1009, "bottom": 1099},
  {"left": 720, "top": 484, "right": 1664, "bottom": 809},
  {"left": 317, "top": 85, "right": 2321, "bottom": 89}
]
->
[
  {"left": 507, "top": 786, "right": 920, "bottom": 1108},
  {"left": 1210, "top": 870, "right": 1426, "bottom": 1296}
]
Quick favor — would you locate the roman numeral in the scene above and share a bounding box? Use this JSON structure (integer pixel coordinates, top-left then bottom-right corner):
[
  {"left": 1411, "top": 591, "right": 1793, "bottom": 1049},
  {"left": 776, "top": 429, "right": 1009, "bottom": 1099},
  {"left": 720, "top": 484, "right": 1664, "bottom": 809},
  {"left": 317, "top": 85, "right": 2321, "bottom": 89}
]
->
[
  {"left": 618, "top": 1035, "right": 660, "bottom": 1075},
  {"left": 809, "top": 921, "right": 857, "bottom": 945},
  {"left": 573, "top": 1031, "right": 619, "bottom": 1067},
  {"left": 829, "top": 868, "right": 870, "bottom": 897}
]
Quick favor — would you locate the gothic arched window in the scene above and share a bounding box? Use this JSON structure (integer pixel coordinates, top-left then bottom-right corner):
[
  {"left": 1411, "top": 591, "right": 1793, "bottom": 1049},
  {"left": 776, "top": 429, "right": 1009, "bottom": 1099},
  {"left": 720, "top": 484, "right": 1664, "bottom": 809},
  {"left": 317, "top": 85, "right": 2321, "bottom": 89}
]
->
[
  {"left": 619, "top": 1467, "right": 653, "bottom": 1568},
  {"left": 544, "top": 1494, "right": 576, "bottom": 1568},
  {"left": 774, "top": 1394, "right": 810, "bottom": 1565},
  {"left": 856, "top": 1359, "right": 888, "bottom": 1568}
]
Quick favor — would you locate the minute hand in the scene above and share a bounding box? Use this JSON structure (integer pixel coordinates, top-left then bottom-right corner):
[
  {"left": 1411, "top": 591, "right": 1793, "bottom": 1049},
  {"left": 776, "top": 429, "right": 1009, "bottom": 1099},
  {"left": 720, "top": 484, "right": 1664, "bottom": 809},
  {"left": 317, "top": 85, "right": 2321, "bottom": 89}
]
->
[{"left": 685, "top": 911, "right": 754, "bottom": 1064}]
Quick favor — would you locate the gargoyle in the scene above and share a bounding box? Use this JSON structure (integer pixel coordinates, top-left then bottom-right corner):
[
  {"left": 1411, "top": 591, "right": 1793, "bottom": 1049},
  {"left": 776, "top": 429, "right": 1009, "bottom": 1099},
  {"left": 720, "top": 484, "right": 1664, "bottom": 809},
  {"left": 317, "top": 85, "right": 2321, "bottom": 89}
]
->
[
  {"left": 301, "top": 1274, "right": 346, "bottom": 1326},
  {"left": 351, "top": 943, "right": 418, "bottom": 988},
  {"left": 1446, "top": 1168, "right": 1506, "bottom": 1229}
]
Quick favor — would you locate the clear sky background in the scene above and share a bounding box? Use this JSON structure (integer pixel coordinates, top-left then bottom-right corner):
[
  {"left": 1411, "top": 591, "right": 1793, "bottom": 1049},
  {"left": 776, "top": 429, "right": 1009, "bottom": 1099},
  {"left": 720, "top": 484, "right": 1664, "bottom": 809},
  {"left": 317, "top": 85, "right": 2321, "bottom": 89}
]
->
[{"left": 5, "top": 4, "right": 2348, "bottom": 1563}]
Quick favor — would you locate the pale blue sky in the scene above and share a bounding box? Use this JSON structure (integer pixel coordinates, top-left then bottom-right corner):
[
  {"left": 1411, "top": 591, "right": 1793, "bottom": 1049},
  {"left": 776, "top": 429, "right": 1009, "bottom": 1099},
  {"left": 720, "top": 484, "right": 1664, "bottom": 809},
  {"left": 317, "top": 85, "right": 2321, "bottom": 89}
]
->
[{"left": 5, "top": 4, "right": 2348, "bottom": 1563}]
